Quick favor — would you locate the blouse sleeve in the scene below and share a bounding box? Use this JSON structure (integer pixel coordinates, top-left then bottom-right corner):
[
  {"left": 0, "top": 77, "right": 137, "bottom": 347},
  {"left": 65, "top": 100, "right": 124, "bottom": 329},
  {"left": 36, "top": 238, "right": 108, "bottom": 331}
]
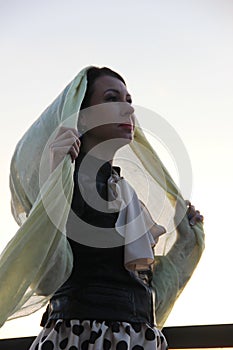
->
[{"left": 151, "top": 198, "right": 205, "bottom": 329}]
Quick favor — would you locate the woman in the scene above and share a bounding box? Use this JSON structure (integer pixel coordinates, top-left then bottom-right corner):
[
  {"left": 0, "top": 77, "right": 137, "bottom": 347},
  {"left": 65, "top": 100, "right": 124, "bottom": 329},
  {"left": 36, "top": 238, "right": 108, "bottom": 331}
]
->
[{"left": 0, "top": 66, "right": 204, "bottom": 349}]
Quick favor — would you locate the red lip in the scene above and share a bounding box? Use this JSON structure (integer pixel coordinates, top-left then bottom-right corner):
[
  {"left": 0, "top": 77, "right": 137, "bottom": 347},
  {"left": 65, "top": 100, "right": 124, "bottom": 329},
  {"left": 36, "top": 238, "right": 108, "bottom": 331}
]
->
[{"left": 118, "top": 123, "right": 133, "bottom": 130}]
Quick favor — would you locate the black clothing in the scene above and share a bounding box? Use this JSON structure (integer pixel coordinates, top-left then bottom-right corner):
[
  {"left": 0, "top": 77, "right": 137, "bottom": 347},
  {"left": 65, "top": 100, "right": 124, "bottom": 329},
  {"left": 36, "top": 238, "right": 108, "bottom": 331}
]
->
[{"left": 42, "top": 152, "right": 154, "bottom": 326}]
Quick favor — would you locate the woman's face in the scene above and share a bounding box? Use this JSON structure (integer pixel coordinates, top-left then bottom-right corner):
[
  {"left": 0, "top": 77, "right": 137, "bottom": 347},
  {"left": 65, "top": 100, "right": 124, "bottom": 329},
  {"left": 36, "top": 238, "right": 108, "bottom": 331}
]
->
[{"left": 79, "top": 75, "right": 135, "bottom": 145}]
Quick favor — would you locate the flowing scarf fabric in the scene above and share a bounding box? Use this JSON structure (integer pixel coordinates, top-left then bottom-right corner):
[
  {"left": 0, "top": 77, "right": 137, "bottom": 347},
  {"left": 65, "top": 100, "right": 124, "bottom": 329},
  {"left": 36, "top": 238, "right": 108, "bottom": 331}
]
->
[{"left": 0, "top": 67, "right": 204, "bottom": 329}]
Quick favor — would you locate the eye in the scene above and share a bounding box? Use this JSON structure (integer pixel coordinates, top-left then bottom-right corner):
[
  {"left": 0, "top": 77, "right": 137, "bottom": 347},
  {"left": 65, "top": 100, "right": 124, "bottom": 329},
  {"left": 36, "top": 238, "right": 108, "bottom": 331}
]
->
[{"left": 105, "top": 95, "right": 118, "bottom": 102}]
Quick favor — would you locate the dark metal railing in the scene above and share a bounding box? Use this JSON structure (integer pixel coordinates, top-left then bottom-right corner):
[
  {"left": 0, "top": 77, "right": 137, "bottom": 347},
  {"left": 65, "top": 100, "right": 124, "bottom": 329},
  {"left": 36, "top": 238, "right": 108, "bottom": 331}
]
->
[
  {"left": 163, "top": 324, "right": 233, "bottom": 348},
  {"left": 0, "top": 324, "right": 233, "bottom": 349}
]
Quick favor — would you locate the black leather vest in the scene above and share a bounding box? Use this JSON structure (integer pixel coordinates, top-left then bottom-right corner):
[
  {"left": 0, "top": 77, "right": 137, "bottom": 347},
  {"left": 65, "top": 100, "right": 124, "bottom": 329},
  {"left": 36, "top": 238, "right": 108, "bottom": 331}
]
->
[{"left": 41, "top": 152, "right": 154, "bottom": 326}]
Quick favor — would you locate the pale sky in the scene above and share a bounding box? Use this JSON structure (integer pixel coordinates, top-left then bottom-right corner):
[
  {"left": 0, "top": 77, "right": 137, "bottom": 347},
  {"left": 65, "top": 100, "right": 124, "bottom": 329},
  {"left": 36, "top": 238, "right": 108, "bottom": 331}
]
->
[{"left": 0, "top": 0, "right": 233, "bottom": 339}]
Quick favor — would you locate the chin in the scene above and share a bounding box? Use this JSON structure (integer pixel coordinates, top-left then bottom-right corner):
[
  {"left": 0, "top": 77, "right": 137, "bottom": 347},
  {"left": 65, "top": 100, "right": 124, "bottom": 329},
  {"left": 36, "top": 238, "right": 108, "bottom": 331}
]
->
[
  {"left": 118, "top": 135, "right": 134, "bottom": 147},
  {"left": 125, "top": 135, "right": 134, "bottom": 143}
]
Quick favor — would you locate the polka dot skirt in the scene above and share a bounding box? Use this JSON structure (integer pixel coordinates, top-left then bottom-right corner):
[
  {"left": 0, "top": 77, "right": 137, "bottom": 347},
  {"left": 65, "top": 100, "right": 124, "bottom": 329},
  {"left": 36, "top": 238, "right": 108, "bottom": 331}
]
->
[{"left": 29, "top": 319, "right": 168, "bottom": 350}]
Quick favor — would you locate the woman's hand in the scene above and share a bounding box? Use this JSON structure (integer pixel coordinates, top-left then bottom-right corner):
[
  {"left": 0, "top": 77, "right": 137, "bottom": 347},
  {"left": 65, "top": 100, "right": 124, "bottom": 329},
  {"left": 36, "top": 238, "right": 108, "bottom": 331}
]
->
[
  {"left": 173, "top": 198, "right": 204, "bottom": 242},
  {"left": 167, "top": 199, "right": 205, "bottom": 288},
  {"left": 185, "top": 200, "right": 204, "bottom": 226},
  {"left": 49, "top": 126, "right": 81, "bottom": 172}
]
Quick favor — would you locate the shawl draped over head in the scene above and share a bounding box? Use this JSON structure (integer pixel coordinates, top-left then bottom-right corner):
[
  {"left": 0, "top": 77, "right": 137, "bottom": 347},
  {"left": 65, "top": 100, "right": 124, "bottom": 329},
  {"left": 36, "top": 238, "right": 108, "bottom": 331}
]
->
[{"left": 0, "top": 66, "right": 204, "bottom": 329}]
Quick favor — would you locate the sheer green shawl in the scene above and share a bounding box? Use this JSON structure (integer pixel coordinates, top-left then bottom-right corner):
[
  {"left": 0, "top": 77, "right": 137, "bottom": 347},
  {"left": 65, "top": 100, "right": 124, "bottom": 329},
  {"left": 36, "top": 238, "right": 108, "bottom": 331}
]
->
[{"left": 0, "top": 66, "right": 204, "bottom": 329}]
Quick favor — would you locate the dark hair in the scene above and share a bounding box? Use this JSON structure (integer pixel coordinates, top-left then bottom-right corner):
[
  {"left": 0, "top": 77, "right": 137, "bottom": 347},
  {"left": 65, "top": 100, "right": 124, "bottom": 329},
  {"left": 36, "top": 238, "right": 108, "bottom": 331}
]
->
[{"left": 80, "top": 67, "right": 126, "bottom": 110}]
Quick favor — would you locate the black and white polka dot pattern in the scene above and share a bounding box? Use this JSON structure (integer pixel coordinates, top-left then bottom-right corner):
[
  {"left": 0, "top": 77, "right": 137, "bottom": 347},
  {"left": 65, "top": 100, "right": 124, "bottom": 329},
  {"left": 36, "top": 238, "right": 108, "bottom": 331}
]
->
[{"left": 29, "top": 319, "right": 168, "bottom": 350}]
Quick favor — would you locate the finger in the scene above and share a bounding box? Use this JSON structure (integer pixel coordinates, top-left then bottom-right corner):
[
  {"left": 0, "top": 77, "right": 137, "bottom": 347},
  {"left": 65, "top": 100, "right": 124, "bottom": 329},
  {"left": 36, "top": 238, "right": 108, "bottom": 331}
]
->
[
  {"left": 189, "top": 209, "right": 202, "bottom": 218},
  {"left": 196, "top": 214, "right": 204, "bottom": 222},
  {"left": 70, "top": 137, "right": 81, "bottom": 152},
  {"left": 72, "top": 139, "right": 81, "bottom": 153},
  {"left": 54, "top": 132, "right": 79, "bottom": 144},
  {"left": 68, "top": 146, "right": 79, "bottom": 162},
  {"left": 190, "top": 213, "right": 204, "bottom": 226},
  {"left": 56, "top": 126, "right": 80, "bottom": 137},
  {"left": 50, "top": 136, "right": 79, "bottom": 149},
  {"left": 50, "top": 136, "right": 81, "bottom": 165},
  {"left": 187, "top": 205, "right": 196, "bottom": 218},
  {"left": 72, "top": 143, "right": 80, "bottom": 155},
  {"left": 54, "top": 128, "right": 80, "bottom": 142}
]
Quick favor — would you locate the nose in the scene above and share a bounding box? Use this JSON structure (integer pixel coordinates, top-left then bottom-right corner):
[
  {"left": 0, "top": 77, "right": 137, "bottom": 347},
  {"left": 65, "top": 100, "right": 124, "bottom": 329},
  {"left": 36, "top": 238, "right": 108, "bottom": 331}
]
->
[{"left": 120, "top": 102, "right": 135, "bottom": 117}]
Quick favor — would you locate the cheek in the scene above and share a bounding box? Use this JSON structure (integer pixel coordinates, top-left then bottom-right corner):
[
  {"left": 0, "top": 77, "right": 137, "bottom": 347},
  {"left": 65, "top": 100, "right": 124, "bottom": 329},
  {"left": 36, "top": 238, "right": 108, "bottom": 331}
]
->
[
  {"left": 83, "top": 104, "right": 121, "bottom": 130},
  {"left": 91, "top": 124, "right": 117, "bottom": 136}
]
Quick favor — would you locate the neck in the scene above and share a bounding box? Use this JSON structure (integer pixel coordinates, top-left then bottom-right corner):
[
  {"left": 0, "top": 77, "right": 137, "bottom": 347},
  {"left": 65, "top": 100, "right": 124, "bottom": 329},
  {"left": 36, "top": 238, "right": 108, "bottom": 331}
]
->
[{"left": 80, "top": 135, "right": 123, "bottom": 164}]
